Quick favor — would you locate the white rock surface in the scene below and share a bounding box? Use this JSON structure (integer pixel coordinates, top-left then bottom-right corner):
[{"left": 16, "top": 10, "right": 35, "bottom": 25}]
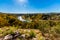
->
[
  {"left": 32, "top": 38, "right": 37, "bottom": 40},
  {"left": 18, "top": 16, "right": 26, "bottom": 22},
  {"left": 4, "top": 34, "right": 13, "bottom": 40}
]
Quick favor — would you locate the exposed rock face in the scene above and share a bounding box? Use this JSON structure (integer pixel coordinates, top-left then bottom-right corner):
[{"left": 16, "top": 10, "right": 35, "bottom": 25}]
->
[
  {"left": 13, "top": 31, "right": 20, "bottom": 38},
  {"left": 4, "top": 34, "right": 13, "bottom": 40},
  {"left": 3, "top": 32, "right": 20, "bottom": 40},
  {"left": 0, "top": 38, "right": 3, "bottom": 40},
  {"left": 0, "top": 29, "right": 44, "bottom": 40},
  {"left": 32, "top": 38, "right": 37, "bottom": 40},
  {"left": 18, "top": 16, "right": 26, "bottom": 22},
  {"left": 20, "top": 34, "right": 26, "bottom": 38}
]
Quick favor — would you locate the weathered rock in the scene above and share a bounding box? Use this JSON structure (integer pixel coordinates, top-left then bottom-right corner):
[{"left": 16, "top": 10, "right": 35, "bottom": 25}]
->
[
  {"left": 4, "top": 34, "right": 13, "bottom": 40},
  {"left": 20, "top": 34, "right": 26, "bottom": 38},
  {"left": 0, "top": 38, "right": 3, "bottom": 40},
  {"left": 19, "top": 34, "right": 28, "bottom": 40},
  {"left": 32, "top": 38, "right": 37, "bottom": 40},
  {"left": 25, "top": 34, "right": 30, "bottom": 38},
  {"left": 13, "top": 31, "right": 20, "bottom": 38}
]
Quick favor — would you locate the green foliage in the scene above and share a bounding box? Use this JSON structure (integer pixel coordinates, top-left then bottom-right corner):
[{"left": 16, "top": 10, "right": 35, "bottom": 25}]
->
[
  {"left": 0, "top": 14, "right": 22, "bottom": 27},
  {"left": 0, "top": 13, "right": 60, "bottom": 36},
  {"left": 2, "top": 30, "right": 14, "bottom": 36},
  {"left": 29, "top": 30, "right": 36, "bottom": 38}
]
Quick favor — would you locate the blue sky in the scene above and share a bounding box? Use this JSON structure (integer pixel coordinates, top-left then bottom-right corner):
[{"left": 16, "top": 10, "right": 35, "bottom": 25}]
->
[{"left": 0, "top": 0, "right": 60, "bottom": 13}]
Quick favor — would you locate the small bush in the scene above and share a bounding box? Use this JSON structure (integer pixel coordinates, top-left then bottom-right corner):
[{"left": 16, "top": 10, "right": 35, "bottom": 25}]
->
[
  {"left": 29, "top": 30, "right": 36, "bottom": 38},
  {"left": 2, "top": 30, "right": 14, "bottom": 36}
]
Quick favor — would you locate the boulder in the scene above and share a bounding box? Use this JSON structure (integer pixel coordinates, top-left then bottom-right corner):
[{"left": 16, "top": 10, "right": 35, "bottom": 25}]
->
[
  {"left": 4, "top": 34, "right": 13, "bottom": 40},
  {"left": 13, "top": 31, "right": 20, "bottom": 38},
  {"left": 20, "top": 34, "right": 26, "bottom": 38},
  {"left": 32, "top": 38, "right": 37, "bottom": 40},
  {"left": 0, "top": 38, "right": 3, "bottom": 40}
]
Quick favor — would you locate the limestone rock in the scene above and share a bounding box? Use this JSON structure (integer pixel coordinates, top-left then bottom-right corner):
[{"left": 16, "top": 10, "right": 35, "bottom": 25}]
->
[{"left": 4, "top": 34, "right": 13, "bottom": 40}]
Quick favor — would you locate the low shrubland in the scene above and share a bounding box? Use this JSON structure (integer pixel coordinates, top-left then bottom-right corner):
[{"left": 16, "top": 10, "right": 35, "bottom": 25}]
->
[{"left": 0, "top": 13, "right": 60, "bottom": 40}]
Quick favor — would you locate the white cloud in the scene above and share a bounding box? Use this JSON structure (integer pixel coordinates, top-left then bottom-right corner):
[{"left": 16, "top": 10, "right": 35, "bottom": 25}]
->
[
  {"left": 16, "top": 0, "right": 28, "bottom": 5},
  {"left": 18, "top": 0, "right": 28, "bottom": 3},
  {"left": 13, "top": 0, "right": 28, "bottom": 8}
]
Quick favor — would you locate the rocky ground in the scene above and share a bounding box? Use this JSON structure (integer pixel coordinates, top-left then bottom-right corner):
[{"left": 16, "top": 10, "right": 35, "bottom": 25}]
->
[
  {"left": 0, "top": 27, "right": 60, "bottom": 40},
  {"left": 0, "top": 27, "right": 44, "bottom": 40}
]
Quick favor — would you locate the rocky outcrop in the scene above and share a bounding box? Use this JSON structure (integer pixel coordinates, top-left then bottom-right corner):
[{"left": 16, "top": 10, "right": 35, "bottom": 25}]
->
[
  {"left": 3, "top": 31, "right": 20, "bottom": 40},
  {"left": 3, "top": 34, "right": 13, "bottom": 40},
  {"left": 0, "top": 29, "right": 44, "bottom": 40}
]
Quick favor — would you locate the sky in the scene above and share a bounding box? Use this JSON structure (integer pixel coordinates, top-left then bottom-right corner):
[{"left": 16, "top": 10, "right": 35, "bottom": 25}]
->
[{"left": 0, "top": 0, "right": 60, "bottom": 13}]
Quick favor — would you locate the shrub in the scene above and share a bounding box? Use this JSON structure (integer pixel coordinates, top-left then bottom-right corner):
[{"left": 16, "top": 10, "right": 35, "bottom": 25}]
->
[
  {"left": 29, "top": 30, "right": 36, "bottom": 38},
  {"left": 2, "top": 30, "right": 14, "bottom": 36}
]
